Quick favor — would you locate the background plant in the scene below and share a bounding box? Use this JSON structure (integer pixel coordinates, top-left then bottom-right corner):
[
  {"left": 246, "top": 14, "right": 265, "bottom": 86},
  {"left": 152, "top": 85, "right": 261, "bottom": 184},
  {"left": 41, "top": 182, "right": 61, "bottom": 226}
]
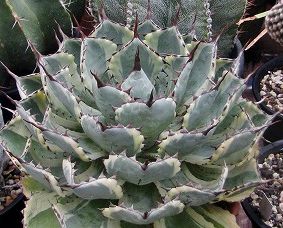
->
[
  {"left": 90, "top": 0, "right": 247, "bottom": 57},
  {"left": 0, "top": 0, "right": 85, "bottom": 89}
]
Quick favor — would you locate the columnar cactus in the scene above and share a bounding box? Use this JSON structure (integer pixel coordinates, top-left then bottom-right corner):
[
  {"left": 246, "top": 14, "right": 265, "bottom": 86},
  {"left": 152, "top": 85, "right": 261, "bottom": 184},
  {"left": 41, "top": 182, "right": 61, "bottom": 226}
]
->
[
  {"left": 90, "top": 0, "right": 247, "bottom": 57},
  {"left": 0, "top": 13, "right": 269, "bottom": 227},
  {"left": 265, "top": 1, "right": 283, "bottom": 46}
]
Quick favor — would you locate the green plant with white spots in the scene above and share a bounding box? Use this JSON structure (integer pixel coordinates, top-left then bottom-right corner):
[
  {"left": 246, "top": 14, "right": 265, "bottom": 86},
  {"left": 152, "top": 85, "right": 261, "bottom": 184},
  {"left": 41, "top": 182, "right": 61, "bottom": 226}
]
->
[
  {"left": 0, "top": 14, "right": 270, "bottom": 227},
  {"left": 90, "top": 0, "right": 247, "bottom": 57}
]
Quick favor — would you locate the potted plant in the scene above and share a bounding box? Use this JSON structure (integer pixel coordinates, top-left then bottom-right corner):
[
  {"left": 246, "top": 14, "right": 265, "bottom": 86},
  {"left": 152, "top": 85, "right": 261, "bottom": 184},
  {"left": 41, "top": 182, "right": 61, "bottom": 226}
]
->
[
  {"left": 251, "top": 55, "right": 283, "bottom": 145},
  {"left": 0, "top": 9, "right": 270, "bottom": 226},
  {"left": 242, "top": 140, "right": 283, "bottom": 227}
]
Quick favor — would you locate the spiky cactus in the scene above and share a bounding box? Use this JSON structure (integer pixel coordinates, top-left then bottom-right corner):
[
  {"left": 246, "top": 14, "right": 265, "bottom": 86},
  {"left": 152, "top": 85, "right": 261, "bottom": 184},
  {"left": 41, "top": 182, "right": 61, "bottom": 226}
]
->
[
  {"left": 0, "top": 0, "right": 85, "bottom": 88},
  {"left": 90, "top": 0, "right": 247, "bottom": 57},
  {"left": 265, "top": 1, "right": 283, "bottom": 46},
  {"left": 0, "top": 13, "right": 269, "bottom": 227}
]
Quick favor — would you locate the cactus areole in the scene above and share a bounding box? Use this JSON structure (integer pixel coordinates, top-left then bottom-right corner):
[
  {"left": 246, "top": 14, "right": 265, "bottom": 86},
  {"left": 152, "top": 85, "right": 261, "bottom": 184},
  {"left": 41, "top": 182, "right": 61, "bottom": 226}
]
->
[{"left": 0, "top": 12, "right": 270, "bottom": 227}]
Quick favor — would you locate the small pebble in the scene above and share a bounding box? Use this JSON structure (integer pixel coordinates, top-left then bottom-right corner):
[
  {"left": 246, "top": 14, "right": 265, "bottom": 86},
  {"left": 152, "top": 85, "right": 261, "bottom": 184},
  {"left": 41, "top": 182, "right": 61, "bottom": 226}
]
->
[
  {"left": 15, "top": 189, "right": 22, "bottom": 194},
  {"left": 276, "top": 214, "right": 282, "bottom": 222},
  {"left": 6, "top": 179, "right": 14, "bottom": 185},
  {"left": 251, "top": 192, "right": 259, "bottom": 200}
]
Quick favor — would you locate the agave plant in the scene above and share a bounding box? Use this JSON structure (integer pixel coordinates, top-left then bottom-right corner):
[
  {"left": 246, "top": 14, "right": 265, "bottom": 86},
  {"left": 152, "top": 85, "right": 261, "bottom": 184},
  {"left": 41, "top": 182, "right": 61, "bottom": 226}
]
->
[
  {"left": 0, "top": 11, "right": 270, "bottom": 227},
  {"left": 90, "top": 0, "right": 247, "bottom": 57}
]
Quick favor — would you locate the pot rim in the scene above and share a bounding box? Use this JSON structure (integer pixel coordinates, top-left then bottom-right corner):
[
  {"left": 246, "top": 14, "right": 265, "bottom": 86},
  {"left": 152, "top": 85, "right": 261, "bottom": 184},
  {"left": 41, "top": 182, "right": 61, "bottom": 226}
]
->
[
  {"left": 241, "top": 140, "right": 283, "bottom": 228},
  {"left": 252, "top": 55, "right": 283, "bottom": 118},
  {"left": 0, "top": 193, "right": 25, "bottom": 216}
]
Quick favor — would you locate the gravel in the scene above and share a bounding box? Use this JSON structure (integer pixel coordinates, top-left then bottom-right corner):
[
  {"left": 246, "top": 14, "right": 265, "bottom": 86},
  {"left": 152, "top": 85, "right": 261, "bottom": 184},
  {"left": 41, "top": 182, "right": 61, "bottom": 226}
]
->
[
  {"left": 260, "top": 69, "right": 283, "bottom": 112},
  {"left": 251, "top": 153, "right": 283, "bottom": 227},
  {"left": 0, "top": 160, "right": 24, "bottom": 212}
]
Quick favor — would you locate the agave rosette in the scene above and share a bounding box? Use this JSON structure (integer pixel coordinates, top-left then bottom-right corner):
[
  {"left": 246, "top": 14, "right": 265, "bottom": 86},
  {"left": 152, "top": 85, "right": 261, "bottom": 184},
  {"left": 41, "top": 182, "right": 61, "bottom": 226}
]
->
[{"left": 0, "top": 14, "right": 269, "bottom": 227}]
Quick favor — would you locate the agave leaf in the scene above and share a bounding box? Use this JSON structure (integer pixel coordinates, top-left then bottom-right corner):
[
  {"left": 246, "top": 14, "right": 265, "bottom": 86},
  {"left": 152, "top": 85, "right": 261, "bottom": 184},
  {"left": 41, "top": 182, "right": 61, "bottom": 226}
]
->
[
  {"left": 104, "top": 154, "right": 180, "bottom": 185},
  {"left": 192, "top": 204, "right": 239, "bottom": 228},
  {"left": 20, "top": 89, "right": 47, "bottom": 122},
  {"left": 183, "top": 72, "right": 244, "bottom": 131},
  {"left": 166, "top": 186, "right": 217, "bottom": 206},
  {"left": 43, "top": 111, "right": 106, "bottom": 161},
  {"left": 62, "top": 160, "right": 123, "bottom": 200},
  {"left": 92, "top": 86, "right": 132, "bottom": 122},
  {"left": 53, "top": 198, "right": 121, "bottom": 228},
  {"left": 121, "top": 69, "right": 154, "bottom": 101},
  {"left": 157, "top": 55, "right": 188, "bottom": 97},
  {"left": 138, "top": 20, "right": 160, "bottom": 39},
  {"left": 154, "top": 207, "right": 214, "bottom": 228},
  {"left": 164, "top": 55, "right": 189, "bottom": 79},
  {"left": 21, "top": 137, "right": 67, "bottom": 168},
  {"left": 23, "top": 116, "right": 65, "bottom": 154},
  {"left": 41, "top": 129, "right": 90, "bottom": 162},
  {"left": 23, "top": 178, "right": 121, "bottom": 228},
  {"left": 0, "top": 116, "right": 31, "bottom": 157},
  {"left": 181, "top": 163, "right": 228, "bottom": 192},
  {"left": 15, "top": 73, "right": 42, "bottom": 99},
  {"left": 41, "top": 53, "right": 79, "bottom": 88},
  {"left": 81, "top": 38, "right": 117, "bottom": 87},
  {"left": 91, "top": 20, "right": 134, "bottom": 46},
  {"left": 120, "top": 183, "right": 162, "bottom": 213},
  {"left": 216, "top": 159, "right": 261, "bottom": 202},
  {"left": 109, "top": 38, "right": 163, "bottom": 84},
  {"left": 115, "top": 98, "right": 176, "bottom": 141},
  {"left": 70, "top": 178, "right": 123, "bottom": 200},
  {"left": 23, "top": 187, "right": 61, "bottom": 228},
  {"left": 158, "top": 133, "right": 225, "bottom": 164},
  {"left": 210, "top": 130, "right": 260, "bottom": 166},
  {"left": 223, "top": 158, "right": 260, "bottom": 190},
  {"left": 62, "top": 159, "right": 105, "bottom": 186},
  {"left": 81, "top": 115, "right": 144, "bottom": 156},
  {"left": 103, "top": 183, "right": 184, "bottom": 225},
  {"left": 157, "top": 166, "right": 218, "bottom": 192},
  {"left": 173, "top": 42, "right": 216, "bottom": 108},
  {"left": 43, "top": 106, "right": 82, "bottom": 132},
  {"left": 60, "top": 39, "right": 82, "bottom": 70},
  {"left": 73, "top": 159, "right": 105, "bottom": 184},
  {"left": 213, "top": 100, "right": 268, "bottom": 135},
  {"left": 42, "top": 71, "right": 81, "bottom": 120},
  {"left": 20, "top": 162, "right": 63, "bottom": 195},
  {"left": 144, "top": 27, "right": 188, "bottom": 55},
  {"left": 103, "top": 200, "right": 184, "bottom": 225},
  {"left": 155, "top": 204, "right": 239, "bottom": 227},
  {"left": 40, "top": 52, "right": 96, "bottom": 107}
]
